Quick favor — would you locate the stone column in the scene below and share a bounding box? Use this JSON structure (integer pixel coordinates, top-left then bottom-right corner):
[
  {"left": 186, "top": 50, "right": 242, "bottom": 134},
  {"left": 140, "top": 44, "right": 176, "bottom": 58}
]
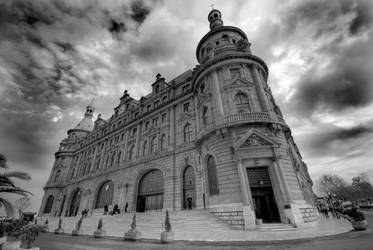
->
[
  {"left": 250, "top": 64, "right": 271, "bottom": 112},
  {"left": 236, "top": 160, "right": 256, "bottom": 229},
  {"left": 211, "top": 71, "right": 225, "bottom": 122}
]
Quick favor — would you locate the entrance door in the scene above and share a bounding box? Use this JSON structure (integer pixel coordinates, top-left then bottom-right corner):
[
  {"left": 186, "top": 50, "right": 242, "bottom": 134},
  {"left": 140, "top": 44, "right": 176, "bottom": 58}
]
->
[
  {"left": 183, "top": 166, "right": 196, "bottom": 209},
  {"left": 69, "top": 189, "right": 81, "bottom": 216},
  {"left": 247, "top": 167, "right": 280, "bottom": 223},
  {"left": 136, "top": 170, "right": 164, "bottom": 212}
]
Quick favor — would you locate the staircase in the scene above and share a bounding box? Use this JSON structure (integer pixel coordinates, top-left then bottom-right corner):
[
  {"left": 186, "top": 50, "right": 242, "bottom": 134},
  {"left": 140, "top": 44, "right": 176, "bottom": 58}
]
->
[{"left": 39, "top": 209, "right": 235, "bottom": 240}]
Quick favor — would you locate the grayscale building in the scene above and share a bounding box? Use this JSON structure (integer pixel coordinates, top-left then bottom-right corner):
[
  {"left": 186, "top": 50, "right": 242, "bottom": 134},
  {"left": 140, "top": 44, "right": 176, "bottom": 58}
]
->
[{"left": 39, "top": 9, "right": 316, "bottom": 229}]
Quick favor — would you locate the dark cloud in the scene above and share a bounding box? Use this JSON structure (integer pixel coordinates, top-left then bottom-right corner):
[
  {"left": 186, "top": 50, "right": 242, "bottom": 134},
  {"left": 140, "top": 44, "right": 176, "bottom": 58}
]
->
[
  {"left": 280, "top": 0, "right": 373, "bottom": 116},
  {"left": 130, "top": 1, "right": 151, "bottom": 24}
]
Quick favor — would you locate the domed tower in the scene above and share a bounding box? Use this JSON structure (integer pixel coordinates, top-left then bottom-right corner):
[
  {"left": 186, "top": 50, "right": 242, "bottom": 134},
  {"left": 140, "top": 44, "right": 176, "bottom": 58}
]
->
[{"left": 193, "top": 9, "right": 315, "bottom": 229}]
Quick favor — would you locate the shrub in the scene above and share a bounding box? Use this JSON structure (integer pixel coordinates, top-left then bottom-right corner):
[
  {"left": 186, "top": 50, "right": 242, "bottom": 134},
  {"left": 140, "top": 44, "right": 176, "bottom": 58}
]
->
[
  {"left": 4, "top": 219, "right": 27, "bottom": 239},
  {"left": 21, "top": 224, "right": 47, "bottom": 249}
]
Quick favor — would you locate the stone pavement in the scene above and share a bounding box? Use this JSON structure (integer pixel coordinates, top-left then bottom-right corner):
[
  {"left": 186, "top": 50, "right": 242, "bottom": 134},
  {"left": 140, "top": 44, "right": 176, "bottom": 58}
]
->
[{"left": 40, "top": 210, "right": 352, "bottom": 241}]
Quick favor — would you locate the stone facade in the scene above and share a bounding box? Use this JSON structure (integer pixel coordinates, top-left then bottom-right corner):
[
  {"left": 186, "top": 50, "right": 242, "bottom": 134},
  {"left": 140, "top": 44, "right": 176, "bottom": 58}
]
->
[{"left": 39, "top": 9, "right": 316, "bottom": 229}]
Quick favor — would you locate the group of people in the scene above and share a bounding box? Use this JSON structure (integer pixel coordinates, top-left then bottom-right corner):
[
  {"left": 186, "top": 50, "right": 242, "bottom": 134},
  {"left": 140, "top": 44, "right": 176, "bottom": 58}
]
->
[
  {"left": 103, "top": 202, "right": 129, "bottom": 215},
  {"left": 81, "top": 208, "right": 89, "bottom": 217}
]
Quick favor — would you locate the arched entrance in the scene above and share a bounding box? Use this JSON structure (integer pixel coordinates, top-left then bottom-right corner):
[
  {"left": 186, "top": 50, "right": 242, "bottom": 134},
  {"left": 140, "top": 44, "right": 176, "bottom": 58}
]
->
[
  {"left": 183, "top": 166, "right": 196, "bottom": 209},
  {"left": 69, "top": 189, "right": 81, "bottom": 216},
  {"left": 136, "top": 169, "right": 164, "bottom": 212},
  {"left": 95, "top": 181, "right": 114, "bottom": 209}
]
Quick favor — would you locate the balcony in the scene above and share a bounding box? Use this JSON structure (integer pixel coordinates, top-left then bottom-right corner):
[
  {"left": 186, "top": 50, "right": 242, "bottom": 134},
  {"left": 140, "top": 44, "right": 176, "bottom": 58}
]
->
[{"left": 197, "top": 112, "right": 289, "bottom": 141}]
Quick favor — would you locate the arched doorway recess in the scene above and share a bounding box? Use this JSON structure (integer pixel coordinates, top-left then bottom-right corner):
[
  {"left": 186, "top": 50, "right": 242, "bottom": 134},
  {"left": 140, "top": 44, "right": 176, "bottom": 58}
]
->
[
  {"left": 95, "top": 181, "right": 114, "bottom": 209},
  {"left": 183, "top": 166, "right": 196, "bottom": 209},
  {"left": 69, "top": 189, "right": 81, "bottom": 216},
  {"left": 136, "top": 169, "right": 164, "bottom": 212}
]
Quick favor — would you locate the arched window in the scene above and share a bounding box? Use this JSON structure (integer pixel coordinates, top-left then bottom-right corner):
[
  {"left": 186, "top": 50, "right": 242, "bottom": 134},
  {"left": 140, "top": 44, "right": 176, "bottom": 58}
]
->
[
  {"left": 95, "top": 181, "right": 114, "bottom": 209},
  {"left": 160, "top": 134, "right": 167, "bottom": 150},
  {"left": 43, "top": 195, "right": 54, "bottom": 213},
  {"left": 207, "top": 155, "right": 219, "bottom": 195},
  {"left": 142, "top": 140, "right": 148, "bottom": 156},
  {"left": 202, "top": 106, "right": 209, "bottom": 126},
  {"left": 54, "top": 170, "right": 61, "bottom": 183},
  {"left": 234, "top": 93, "right": 249, "bottom": 105},
  {"left": 184, "top": 123, "right": 192, "bottom": 143},
  {"left": 117, "top": 150, "right": 121, "bottom": 164},
  {"left": 150, "top": 137, "right": 157, "bottom": 153},
  {"left": 128, "top": 145, "right": 134, "bottom": 160}
]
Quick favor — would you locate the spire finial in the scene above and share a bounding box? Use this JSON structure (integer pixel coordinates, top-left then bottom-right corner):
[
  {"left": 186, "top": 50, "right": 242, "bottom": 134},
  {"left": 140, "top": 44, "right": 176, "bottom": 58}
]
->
[
  {"left": 211, "top": 3, "right": 215, "bottom": 10},
  {"left": 89, "top": 98, "right": 95, "bottom": 107}
]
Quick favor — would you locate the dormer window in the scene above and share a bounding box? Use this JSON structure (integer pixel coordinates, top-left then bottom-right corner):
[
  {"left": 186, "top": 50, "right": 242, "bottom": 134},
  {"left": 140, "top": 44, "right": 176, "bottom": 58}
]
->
[{"left": 155, "top": 85, "right": 160, "bottom": 93}]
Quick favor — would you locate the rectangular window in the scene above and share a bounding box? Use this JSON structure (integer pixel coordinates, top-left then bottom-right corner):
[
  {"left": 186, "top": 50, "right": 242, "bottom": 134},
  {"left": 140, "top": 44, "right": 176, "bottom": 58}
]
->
[
  {"left": 230, "top": 68, "right": 240, "bottom": 79},
  {"left": 145, "top": 121, "right": 150, "bottom": 129},
  {"left": 132, "top": 127, "right": 137, "bottom": 136},
  {"left": 161, "top": 113, "right": 167, "bottom": 122},
  {"left": 147, "top": 104, "right": 151, "bottom": 112},
  {"left": 162, "top": 96, "right": 167, "bottom": 103},
  {"left": 153, "top": 117, "right": 158, "bottom": 126},
  {"left": 183, "top": 102, "right": 190, "bottom": 112},
  {"left": 154, "top": 100, "right": 159, "bottom": 107},
  {"left": 134, "top": 112, "right": 139, "bottom": 118}
]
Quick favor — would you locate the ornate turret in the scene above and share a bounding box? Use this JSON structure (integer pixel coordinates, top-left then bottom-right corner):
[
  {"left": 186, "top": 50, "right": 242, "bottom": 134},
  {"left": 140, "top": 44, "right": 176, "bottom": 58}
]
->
[
  {"left": 73, "top": 104, "right": 95, "bottom": 132},
  {"left": 208, "top": 9, "right": 223, "bottom": 30}
]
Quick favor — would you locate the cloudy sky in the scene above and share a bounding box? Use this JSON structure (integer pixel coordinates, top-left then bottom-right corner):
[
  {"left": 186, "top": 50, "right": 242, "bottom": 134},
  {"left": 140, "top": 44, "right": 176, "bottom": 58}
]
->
[{"left": 1, "top": 0, "right": 373, "bottom": 212}]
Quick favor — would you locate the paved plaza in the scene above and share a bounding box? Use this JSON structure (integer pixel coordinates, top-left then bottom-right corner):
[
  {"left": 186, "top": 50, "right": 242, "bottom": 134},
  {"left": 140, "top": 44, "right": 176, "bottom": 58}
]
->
[{"left": 33, "top": 212, "right": 373, "bottom": 250}]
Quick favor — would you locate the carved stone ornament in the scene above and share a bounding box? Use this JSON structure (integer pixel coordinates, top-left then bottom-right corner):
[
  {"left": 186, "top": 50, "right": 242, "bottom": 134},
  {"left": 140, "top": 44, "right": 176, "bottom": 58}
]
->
[
  {"left": 240, "top": 134, "right": 271, "bottom": 148},
  {"left": 237, "top": 38, "right": 250, "bottom": 52}
]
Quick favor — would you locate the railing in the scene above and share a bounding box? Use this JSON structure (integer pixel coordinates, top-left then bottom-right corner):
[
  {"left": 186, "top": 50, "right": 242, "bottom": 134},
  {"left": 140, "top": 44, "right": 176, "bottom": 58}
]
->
[
  {"left": 197, "top": 112, "right": 289, "bottom": 141},
  {"left": 224, "top": 112, "right": 271, "bottom": 123}
]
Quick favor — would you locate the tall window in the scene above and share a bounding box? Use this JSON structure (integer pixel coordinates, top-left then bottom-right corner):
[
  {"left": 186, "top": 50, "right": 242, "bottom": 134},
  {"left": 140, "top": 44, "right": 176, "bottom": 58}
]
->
[
  {"left": 207, "top": 155, "right": 219, "bottom": 195},
  {"left": 117, "top": 150, "right": 121, "bottom": 164},
  {"left": 202, "top": 106, "right": 209, "bottom": 126},
  {"left": 234, "top": 93, "right": 249, "bottom": 105},
  {"left": 128, "top": 145, "right": 134, "bottom": 160},
  {"left": 160, "top": 134, "right": 167, "bottom": 150},
  {"left": 142, "top": 140, "right": 148, "bottom": 156},
  {"left": 95, "top": 157, "right": 101, "bottom": 170},
  {"left": 70, "top": 169, "right": 75, "bottom": 179},
  {"left": 110, "top": 152, "right": 116, "bottom": 166},
  {"left": 184, "top": 123, "right": 192, "bottom": 143},
  {"left": 54, "top": 170, "right": 61, "bottom": 183},
  {"left": 183, "top": 102, "right": 190, "bottom": 112},
  {"left": 43, "top": 195, "right": 54, "bottom": 214},
  {"left": 150, "top": 136, "right": 157, "bottom": 153}
]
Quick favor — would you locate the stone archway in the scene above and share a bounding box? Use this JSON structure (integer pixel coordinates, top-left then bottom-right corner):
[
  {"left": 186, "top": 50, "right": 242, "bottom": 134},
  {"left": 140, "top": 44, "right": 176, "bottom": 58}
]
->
[
  {"left": 136, "top": 169, "right": 164, "bottom": 212},
  {"left": 69, "top": 189, "right": 81, "bottom": 216},
  {"left": 95, "top": 181, "right": 114, "bottom": 209}
]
